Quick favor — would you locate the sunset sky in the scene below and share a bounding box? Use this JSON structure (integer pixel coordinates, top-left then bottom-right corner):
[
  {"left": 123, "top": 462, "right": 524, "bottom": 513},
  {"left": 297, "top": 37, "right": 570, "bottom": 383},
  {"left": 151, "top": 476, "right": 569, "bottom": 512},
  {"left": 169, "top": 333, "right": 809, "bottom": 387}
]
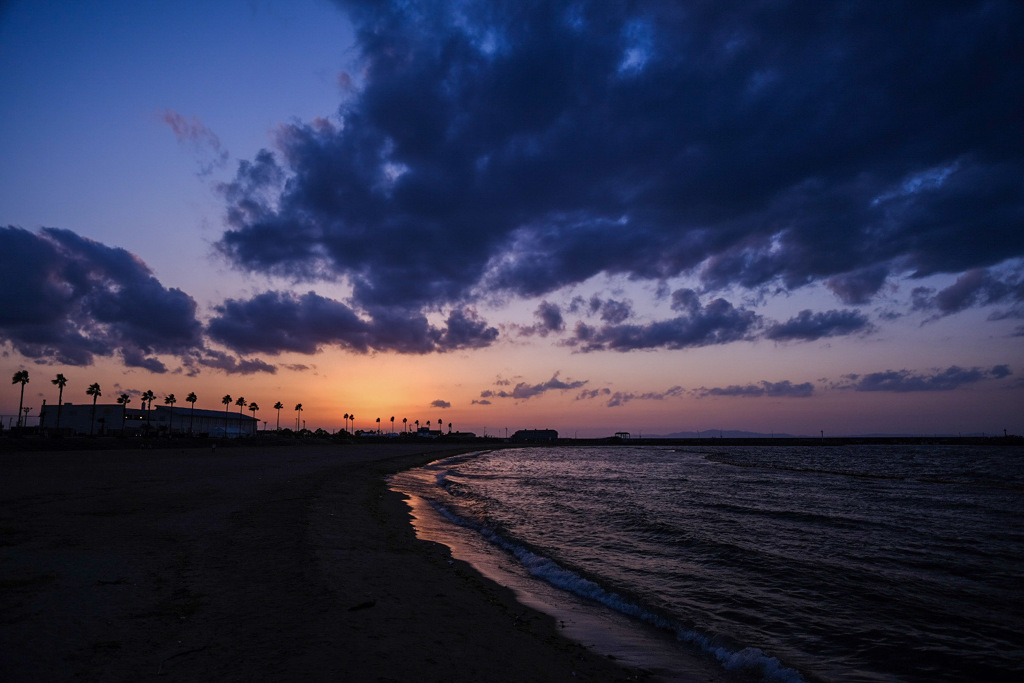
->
[{"left": 2, "top": 0, "right": 1022, "bottom": 437}]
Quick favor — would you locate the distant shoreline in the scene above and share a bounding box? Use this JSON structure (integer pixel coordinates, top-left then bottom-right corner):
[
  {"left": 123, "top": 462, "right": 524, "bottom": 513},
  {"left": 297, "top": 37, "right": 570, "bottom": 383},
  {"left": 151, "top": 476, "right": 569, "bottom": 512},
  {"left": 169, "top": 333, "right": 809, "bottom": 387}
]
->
[{"left": 2, "top": 432, "right": 1019, "bottom": 454}]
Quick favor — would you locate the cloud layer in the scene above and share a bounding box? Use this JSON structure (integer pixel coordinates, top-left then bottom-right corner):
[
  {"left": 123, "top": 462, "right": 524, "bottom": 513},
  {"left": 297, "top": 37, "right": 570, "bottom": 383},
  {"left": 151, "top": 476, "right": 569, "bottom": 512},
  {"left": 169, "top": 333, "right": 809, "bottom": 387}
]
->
[
  {"left": 206, "top": 290, "right": 497, "bottom": 354},
  {"left": 214, "top": 0, "right": 1023, "bottom": 321},
  {"left": 837, "top": 365, "right": 1012, "bottom": 392},
  {"left": 0, "top": 226, "right": 202, "bottom": 371}
]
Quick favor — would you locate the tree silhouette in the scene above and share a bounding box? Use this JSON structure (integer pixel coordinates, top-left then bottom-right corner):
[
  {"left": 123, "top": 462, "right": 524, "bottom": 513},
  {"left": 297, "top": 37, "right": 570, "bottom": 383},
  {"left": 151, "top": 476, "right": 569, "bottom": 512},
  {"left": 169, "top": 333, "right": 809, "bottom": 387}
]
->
[
  {"left": 391, "top": 416, "right": 395, "bottom": 434},
  {"left": 448, "top": 422, "right": 452, "bottom": 434},
  {"left": 50, "top": 373, "right": 68, "bottom": 432},
  {"left": 349, "top": 413, "right": 354, "bottom": 432},
  {"left": 403, "top": 417, "right": 407, "bottom": 434},
  {"left": 221, "top": 394, "right": 232, "bottom": 437},
  {"left": 376, "top": 417, "right": 381, "bottom": 434},
  {"left": 343, "top": 413, "right": 350, "bottom": 432},
  {"left": 249, "top": 402, "right": 259, "bottom": 436},
  {"left": 116, "top": 393, "right": 131, "bottom": 433},
  {"left": 86, "top": 382, "right": 102, "bottom": 436},
  {"left": 235, "top": 396, "right": 247, "bottom": 436},
  {"left": 274, "top": 401, "right": 284, "bottom": 431},
  {"left": 141, "top": 390, "right": 155, "bottom": 431},
  {"left": 11, "top": 370, "right": 29, "bottom": 428},
  {"left": 295, "top": 403, "right": 303, "bottom": 431},
  {"left": 186, "top": 392, "right": 197, "bottom": 435},
  {"left": 164, "top": 394, "right": 177, "bottom": 435}
]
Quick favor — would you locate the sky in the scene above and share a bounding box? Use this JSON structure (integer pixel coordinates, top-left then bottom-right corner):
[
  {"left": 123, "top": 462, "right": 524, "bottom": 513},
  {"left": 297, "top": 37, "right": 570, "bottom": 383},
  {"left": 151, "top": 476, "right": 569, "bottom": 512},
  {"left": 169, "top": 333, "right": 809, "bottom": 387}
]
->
[{"left": 2, "top": 0, "right": 1022, "bottom": 437}]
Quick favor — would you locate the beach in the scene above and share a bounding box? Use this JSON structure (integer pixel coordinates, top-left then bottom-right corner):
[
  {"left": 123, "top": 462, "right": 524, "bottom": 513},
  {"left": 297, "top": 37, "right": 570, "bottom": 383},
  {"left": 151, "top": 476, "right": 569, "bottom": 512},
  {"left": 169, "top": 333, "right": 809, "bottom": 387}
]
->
[{"left": 0, "top": 442, "right": 647, "bottom": 682}]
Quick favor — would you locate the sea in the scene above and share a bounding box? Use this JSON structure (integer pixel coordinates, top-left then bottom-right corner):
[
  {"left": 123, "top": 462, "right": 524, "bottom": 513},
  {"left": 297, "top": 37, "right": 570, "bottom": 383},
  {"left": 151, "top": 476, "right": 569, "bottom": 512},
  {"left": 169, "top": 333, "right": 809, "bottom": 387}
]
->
[{"left": 389, "top": 444, "right": 1024, "bottom": 682}]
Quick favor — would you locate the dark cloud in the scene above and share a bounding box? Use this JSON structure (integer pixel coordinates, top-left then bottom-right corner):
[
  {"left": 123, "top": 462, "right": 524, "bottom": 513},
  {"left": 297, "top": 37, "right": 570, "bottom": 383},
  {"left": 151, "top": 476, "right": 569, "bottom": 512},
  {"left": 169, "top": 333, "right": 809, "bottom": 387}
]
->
[
  {"left": 838, "top": 365, "right": 1011, "bottom": 392},
  {"left": 470, "top": 398, "right": 491, "bottom": 405},
  {"left": 480, "top": 372, "right": 587, "bottom": 400},
  {"left": 213, "top": 1, "right": 1023, "bottom": 318},
  {"left": 436, "top": 307, "right": 499, "bottom": 350},
  {"left": 536, "top": 301, "right": 565, "bottom": 334},
  {"left": 912, "top": 268, "right": 1024, "bottom": 317},
  {"left": 430, "top": 399, "right": 451, "bottom": 408},
  {"left": 189, "top": 350, "right": 277, "bottom": 375},
  {"left": 517, "top": 300, "right": 566, "bottom": 337},
  {"left": 765, "top": 309, "right": 873, "bottom": 342},
  {"left": 283, "top": 363, "right": 312, "bottom": 372},
  {"left": 605, "top": 386, "right": 684, "bottom": 407},
  {"left": 696, "top": 380, "right": 815, "bottom": 398},
  {"left": 826, "top": 266, "right": 889, "bottom": 305},
  {"left": 568, "top": 296, "right": 604, "bottom": 316},
  {"left": 991, "top": 364, "right": 1013, "bottom": 379},
  {"left": 206, "top": 290, "right": 497, "bottom": 355},
  {"left": 0, "top": 226, "right": 203, "bottom": 368},
  {"left": 570, "top": 291, "right": 758, "bottom": 351},
  {"left": 120, "top": 347, "right": 168, "bottom": 374},
  {"left": 599, "top": 299, "right": 632, "bottom": 324},
  {"left": 576, "top": 387, "right": 611, "bottom": 401}
]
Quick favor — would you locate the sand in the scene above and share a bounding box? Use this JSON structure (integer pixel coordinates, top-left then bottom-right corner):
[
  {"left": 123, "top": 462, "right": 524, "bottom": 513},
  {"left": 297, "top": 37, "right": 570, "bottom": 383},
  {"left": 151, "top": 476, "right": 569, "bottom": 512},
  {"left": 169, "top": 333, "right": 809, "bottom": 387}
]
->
[{"left": 0, "top": 442, "right": 649, "bottom": 682}]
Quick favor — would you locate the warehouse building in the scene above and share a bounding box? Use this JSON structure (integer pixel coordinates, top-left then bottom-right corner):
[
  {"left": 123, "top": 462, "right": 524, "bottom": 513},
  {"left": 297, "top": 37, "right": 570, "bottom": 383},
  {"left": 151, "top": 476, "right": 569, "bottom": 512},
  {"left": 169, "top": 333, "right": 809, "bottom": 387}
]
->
[{"left": 39, "top": 403, "right": 258, "bottom": 438}]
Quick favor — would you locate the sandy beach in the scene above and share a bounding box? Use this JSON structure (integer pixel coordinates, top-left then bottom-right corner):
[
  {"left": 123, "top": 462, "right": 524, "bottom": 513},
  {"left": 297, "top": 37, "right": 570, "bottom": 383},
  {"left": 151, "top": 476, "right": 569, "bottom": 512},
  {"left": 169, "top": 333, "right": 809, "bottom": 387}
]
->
[{"left": 0, "top": 442, "right": 651, "bottom": 682}]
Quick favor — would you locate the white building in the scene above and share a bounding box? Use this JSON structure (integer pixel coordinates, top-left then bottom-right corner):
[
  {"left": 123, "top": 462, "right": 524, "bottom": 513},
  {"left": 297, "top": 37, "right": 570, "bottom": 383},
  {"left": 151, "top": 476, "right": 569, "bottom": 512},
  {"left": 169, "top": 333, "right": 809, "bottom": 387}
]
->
[{"left": 39, "top": 403, "right": 258, "bottom": 437}]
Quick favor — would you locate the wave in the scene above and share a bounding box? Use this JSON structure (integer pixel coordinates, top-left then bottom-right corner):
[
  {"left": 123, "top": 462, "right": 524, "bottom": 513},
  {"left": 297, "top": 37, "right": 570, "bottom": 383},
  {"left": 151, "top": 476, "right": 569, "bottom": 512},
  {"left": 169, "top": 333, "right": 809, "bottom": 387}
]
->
[{"left": 428, "top": 499, "right": 806, "bottom": 683}]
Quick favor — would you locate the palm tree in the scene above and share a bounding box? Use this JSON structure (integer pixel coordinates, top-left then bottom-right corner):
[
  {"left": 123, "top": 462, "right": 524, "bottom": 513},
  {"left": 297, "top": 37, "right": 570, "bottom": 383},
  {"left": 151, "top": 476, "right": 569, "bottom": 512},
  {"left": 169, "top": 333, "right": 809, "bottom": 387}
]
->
[
  {"left": 51, "top": 373, "right": 67, "bottom": 431},
  {"left": 235, "top": 396, "right": 247, "bottom": 436},
  {"left": 221, "top": 394, "right": 232, "bottom": 437},
  {"left": 249, "top": 402, "right": 259, "bottom": 436},
  {"left": 448, "top": 422, "right": 452, "bottom": 434},
  {"left": 274, "top": 401, "right": 284, "bottom": 431},
  {"left": 343, "top": 413, "right": 350, "bottom": 432},
  {"left": 164, "top": 394, "right": 177, "bottom": 435},
  {"left": 294, "top": 403, "right": 303, "bottom": 431},
  {"left": 12, "top": 370, "right": 29, "bottom": 428},
  {"left": 390, "top": 416, "right": 395, "bottom": 435},
  {"left": 186, "top": 392, "right": 197, "bottom": 435},
  {"left": 376, "top": 417, "right": 381, "bottom": 434},
  {"left": 116, "top": 393, "right": 131, "bottom": 433},
  {"left": 403, "top": 417, "right": 407, "bottom": 434},
  {"left": 415, "top": 419, "right": 420, "bottom": 433},
  {"left": 141, "top": 390, "right": 155, "bottom": 431},
  {"left": 86, "top": 382, "right": 101, "bottom": 436},
  {"left": 349, "top": 414, "right": 354, "bottom": 432}
]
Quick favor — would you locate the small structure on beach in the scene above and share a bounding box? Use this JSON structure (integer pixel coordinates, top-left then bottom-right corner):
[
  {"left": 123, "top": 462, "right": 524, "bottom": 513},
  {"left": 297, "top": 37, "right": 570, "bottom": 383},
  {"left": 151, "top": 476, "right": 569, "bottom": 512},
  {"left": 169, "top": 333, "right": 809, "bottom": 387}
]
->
[{"left": 510, "top": 429, "right": 558, "bottom": 443}]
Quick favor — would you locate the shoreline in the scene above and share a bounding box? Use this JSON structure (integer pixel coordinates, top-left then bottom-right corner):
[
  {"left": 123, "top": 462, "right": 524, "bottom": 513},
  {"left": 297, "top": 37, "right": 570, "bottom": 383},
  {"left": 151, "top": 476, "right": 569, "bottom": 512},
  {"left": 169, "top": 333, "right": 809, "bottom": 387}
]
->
[
  {"left": 1, "top": 443, "right": 647, "bottom": 681},
  {"left": 390, "top": 453, "right": 741, "bottom": 683}
]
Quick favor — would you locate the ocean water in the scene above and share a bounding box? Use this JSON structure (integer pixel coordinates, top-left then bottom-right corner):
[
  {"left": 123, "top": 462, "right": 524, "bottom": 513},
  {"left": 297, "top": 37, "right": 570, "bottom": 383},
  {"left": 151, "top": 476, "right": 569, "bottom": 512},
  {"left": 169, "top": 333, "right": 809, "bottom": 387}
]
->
[{"left": 390, "top": 445, "right": 1024, "bottom": 682}]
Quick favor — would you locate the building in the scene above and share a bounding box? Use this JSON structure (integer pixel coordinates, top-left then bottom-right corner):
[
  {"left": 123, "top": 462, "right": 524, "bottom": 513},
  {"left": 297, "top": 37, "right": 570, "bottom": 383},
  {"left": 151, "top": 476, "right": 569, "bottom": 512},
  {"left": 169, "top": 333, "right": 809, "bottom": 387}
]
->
[
  {"left": 511, "top": 429, "right": 558, "bottom": 443},
  {"left": 39, "top": 403, "right": 258, "bottom": 437}
]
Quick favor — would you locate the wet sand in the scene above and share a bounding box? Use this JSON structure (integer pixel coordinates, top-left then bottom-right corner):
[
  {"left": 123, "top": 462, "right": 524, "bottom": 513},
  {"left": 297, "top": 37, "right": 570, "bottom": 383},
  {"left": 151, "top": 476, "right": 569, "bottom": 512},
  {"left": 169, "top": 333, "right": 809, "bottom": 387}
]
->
[{"left": 0, "top": 442, "right": 649, "bottom": 681}]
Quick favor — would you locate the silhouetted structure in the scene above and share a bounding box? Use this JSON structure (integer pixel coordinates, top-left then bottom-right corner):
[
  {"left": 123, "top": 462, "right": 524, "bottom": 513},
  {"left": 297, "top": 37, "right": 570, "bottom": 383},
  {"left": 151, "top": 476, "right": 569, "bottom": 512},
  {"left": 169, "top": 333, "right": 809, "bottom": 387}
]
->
[
  {"left": 39, "top": 403, "right": 256, "bottom": 437},
  {"left": 511, "top": 429, "right": 558, "bottom": 443}
]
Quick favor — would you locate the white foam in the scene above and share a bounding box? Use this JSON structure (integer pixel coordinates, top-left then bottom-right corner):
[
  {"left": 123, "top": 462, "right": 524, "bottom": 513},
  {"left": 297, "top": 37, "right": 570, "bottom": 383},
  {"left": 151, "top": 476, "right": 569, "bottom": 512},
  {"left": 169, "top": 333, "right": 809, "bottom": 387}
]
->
[{"left": 429, "top": 500, "right": 805, "bottom": 683}]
